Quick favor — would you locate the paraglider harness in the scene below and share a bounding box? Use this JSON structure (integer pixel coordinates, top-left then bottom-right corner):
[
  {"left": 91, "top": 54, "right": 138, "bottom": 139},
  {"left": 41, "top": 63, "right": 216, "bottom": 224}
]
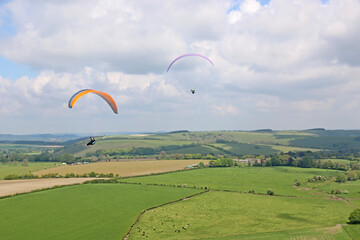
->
[{"left": 87, "top": 137, "right": 96, "bottom": 146}]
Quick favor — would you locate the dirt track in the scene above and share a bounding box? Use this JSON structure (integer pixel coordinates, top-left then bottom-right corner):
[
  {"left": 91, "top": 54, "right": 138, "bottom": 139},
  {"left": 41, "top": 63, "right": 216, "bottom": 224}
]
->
[{"left": 0, "top": 178, "right": 97, "bottom": 197}]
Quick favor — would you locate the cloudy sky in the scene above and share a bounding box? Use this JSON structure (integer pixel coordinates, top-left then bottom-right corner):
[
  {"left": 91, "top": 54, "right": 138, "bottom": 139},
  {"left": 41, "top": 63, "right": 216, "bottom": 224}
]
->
[{"left": 0, "top": 0, "right": 360, "bottom": 134}]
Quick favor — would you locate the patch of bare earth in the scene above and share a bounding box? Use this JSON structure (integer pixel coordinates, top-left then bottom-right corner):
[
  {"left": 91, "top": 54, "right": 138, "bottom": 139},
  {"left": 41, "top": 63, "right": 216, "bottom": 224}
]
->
[
  {"left": 326, "top": 224, "right": 343, "bottom": 234},
  {"left": 0, "top": 178, "right": 97, "bottom": 197}
]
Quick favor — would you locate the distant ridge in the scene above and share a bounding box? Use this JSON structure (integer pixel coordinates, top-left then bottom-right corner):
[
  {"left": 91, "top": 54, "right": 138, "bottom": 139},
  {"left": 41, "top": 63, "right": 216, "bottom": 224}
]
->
[
  {"left": 168, "top": 130, "right": 189, "bottom": 134},
  {"left": 0, "top": 134, "right": 80, "bottom": 142},
  {"left": 306, "top": 128, "right": 326, "bottom": 131},
  {"left": 252, "top": 129, "right": 273, "bottom": 132}
]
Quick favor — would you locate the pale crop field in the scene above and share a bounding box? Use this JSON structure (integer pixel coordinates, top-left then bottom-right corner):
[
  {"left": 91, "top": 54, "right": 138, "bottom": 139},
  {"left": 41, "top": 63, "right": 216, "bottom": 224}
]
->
[
  {"left": 34, "top": 160, "right": 209, "bottom": 177},
  {"left": 0, "top": 178, "right": 97, "bottom": 197}
]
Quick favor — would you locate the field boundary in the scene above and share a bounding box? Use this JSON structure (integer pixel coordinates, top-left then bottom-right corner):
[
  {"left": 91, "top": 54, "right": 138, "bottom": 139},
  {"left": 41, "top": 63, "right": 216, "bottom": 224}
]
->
[
  {"left": 341, "top": 224, "right": 354, "bottom": 240},
  {"left": 123, "top": 189, "right": 209, "bottom": 240}
]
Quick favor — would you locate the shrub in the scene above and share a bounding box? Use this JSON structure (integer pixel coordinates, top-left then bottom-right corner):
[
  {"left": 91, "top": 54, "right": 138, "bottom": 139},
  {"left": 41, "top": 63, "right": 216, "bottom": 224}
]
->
[
  {"left": 267, "top": 189, "right": 274, "bottom": 195},
  {"left": 349, "top": 209, "right": 360, "bottom": 224},
  {"left": 4, "top": 174, "right": 19, "bottom": 180},
  {"left": 343, "top": 190, "right": 349, "bottom": 194},
  {"left": 335, "top": 174, "right": 347, "bottom": 183}
]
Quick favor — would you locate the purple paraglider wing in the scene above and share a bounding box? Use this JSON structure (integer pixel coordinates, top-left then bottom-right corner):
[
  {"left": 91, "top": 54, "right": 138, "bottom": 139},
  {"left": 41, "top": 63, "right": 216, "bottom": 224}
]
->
[{"left": 167, "top": 54, "right": 213, "bottom": 72}]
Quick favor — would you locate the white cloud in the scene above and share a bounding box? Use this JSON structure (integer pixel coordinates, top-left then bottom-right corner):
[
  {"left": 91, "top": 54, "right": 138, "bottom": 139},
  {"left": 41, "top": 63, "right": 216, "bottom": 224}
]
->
[
  {"left": 1, "top": 0, "right": 360, "bottom": 133},
  {"left": 213, "top": 104, "right": 239, "bottom": 115}
]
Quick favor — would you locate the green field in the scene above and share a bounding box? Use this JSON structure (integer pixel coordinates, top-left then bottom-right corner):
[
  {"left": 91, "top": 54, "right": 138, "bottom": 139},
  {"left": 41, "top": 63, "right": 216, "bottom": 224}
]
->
[
  {"left": 129, "top": 191, "right": 353, "bottom": 240},
  {"left": 0, "top": 162, "right": 60, "bottom": 179},
  {"left": 123, "top": 167, "right": 341, "bottom": 197},
  {"left": 165, "top": 145, "right": 225, "bottom": 155},
  {"left": 311, "top": 180, "right": 360, "bottom": 199},
  {"left": 3, "top": 129, "right": 360, "bottom": 239},
  {"left": 0, "top": 184, "right": 200, "bottom": 240},
  {"left": 343, "top": 225, "right": 360, "bottom": 239},
  {"left": 209, "top": 227, "right": 351, "bottom": 240},
  {"left": 212, "top": 142, "right": 277, "bottom": 155}
]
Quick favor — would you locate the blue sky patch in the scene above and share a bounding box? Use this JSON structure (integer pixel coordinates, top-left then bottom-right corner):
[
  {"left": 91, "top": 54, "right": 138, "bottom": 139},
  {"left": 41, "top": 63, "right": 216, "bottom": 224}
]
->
[
  {"left": 0, "top": 56, "right": 39, "bottom": 80},
  {"left": 0, "top": 0, "right": 16, "bottom": 37}
]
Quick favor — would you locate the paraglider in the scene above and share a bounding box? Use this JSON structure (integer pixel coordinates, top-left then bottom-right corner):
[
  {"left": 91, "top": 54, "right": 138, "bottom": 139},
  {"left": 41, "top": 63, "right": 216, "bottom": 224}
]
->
[
  {"left": 87, "top": 137, "right": 96, "bottom": 146},
  {"left": 68, "top": 89, "right": 118, "bottom": 114},
  {"left": 167, "top": 54, "right": 213, "bottom": 95},
  {"left": 167, "top": 53, "right": 213, "bottom": 72}
]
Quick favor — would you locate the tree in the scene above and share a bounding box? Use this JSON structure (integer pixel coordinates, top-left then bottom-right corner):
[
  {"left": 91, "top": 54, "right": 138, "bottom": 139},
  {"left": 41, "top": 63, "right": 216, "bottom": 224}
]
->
[
  {"left": 299, "top": 156, "right": 314, "bottom": 168},
  {"left": 270, "top": 154, "right": 282, "bottom": 166},
  {"left": 160, "top": 150, "right": 167, "bottom": 158},
  {"left": 348, "top": 209, "right": 360, "bottom": 224},
  {"left": 60, "top": 154, "right": 75, "bottom": 163},
  {"left": 335, "top": 174, "right": 347, "bottom": 183},
  {"left": 22, "top": 158, "right": 29, "bottom": 167}
]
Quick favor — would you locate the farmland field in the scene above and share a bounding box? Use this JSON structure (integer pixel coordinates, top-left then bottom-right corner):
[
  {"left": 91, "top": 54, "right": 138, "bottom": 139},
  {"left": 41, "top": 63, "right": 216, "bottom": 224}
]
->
[
  {"left": 343, "top": 225, "right": 360, "bottom": 239},
  {"left": 208, "top": 226, "right": 351, "bottom": 240},
  {"left": 34, "top": 160, "right": 209, "bottom": 177},
  {"left": 312, "top": 179, "right": 360, "bottom": 199},
  {"left": 0, "top": 178, "right": 99, "bottom": 197},
  {"left": 0, "top": 162, "right": 60, "bottom": 179},
  {"left": 123, "top": 167, "right": 341, "bottom": 197},
  {"left": 56, "top": 130, "right": 336, "bottom": 157},
  {"left": 129, "top": 191, "right": 353, "bottom": 240},
  {"left": 0, "top": 184, "right": 200, "bottom": 240}
]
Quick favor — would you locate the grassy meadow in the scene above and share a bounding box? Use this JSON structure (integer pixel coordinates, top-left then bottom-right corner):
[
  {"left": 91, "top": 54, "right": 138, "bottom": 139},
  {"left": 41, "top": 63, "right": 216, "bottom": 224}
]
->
[
  {"left": 123, "top": 167, "right": 341, "bottom": 197},
  {"left": 0, "top": 162, "right": 60, "bottom": 179},
  {"left": 129, "top": 191, "right": 353, "bottom": 240},
  {"left": 313, "top": 180, "right": 360, "bottom": 199},
  {"left": 342, "top": 225, "right": 360, "bottom": 239},
  {"left": 0, "top": 184, "right": 200, "bottom": 240},
  {"left": 209, "top": 227, "right": 352, "bottom": 240}
]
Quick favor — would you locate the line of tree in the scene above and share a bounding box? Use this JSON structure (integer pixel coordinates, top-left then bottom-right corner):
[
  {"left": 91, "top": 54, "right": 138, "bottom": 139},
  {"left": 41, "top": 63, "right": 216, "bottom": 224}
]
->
[{"left": 252, "top": 153, "right": 357, "bottom": 171}]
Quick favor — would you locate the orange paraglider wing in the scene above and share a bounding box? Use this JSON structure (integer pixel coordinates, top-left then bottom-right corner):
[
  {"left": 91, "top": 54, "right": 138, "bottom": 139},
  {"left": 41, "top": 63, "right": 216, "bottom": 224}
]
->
[{"left": 68, "top": 89, "right": 118, "bottom": 114}]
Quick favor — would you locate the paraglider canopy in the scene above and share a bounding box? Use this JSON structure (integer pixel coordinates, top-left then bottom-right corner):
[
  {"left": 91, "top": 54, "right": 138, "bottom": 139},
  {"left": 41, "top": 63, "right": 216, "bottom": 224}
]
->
[
  {"left": 68, "top": 89, "right": 118, "bottom": 114},
  {"left": 167, "top": 54, "right": 213, "bottom": 72}
]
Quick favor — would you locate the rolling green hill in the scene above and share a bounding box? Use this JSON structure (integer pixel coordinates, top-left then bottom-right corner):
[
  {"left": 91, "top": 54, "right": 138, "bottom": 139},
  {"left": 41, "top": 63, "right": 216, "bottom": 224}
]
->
[
  {"left": 5, "top": 130, "right": 360, "bottom": 158},
  {"left": 53, "top": 130, "right": 360, "bottom": 157}
]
